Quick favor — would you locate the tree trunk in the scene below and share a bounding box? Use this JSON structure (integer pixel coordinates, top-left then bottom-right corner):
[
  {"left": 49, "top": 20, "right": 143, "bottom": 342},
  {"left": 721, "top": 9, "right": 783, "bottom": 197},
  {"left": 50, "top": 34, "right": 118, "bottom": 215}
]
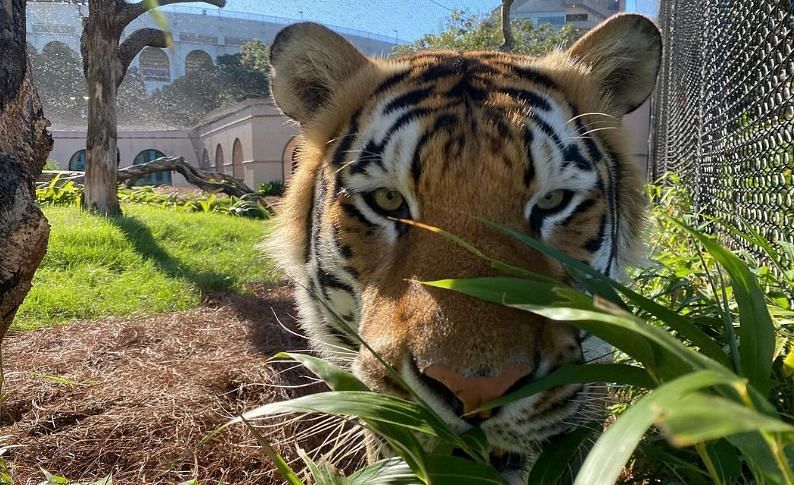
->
[
  {"left": 499, "top": 0, "right": 515, "bottom": 52},
  {"left": 82, "top": 12, "right": 123, "bottom": 216},
  {"left": 0, "top": 0, "right": 54, "bottom": 336},
  {"left": 80, "top": 0, "right": 225, "bottom": 216}
]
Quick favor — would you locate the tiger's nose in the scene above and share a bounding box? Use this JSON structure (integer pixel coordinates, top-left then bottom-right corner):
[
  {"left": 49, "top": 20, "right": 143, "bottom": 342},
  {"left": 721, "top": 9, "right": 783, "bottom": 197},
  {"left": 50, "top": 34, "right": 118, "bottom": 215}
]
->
[{"left": 422, "top": 363, "right": 532, "bottom": 417}]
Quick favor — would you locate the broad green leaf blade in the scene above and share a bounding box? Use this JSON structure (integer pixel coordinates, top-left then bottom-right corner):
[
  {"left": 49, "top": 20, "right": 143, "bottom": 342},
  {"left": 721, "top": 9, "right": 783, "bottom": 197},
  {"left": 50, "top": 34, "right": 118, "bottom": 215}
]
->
[
  {"left": 478, "top": 363, "right": 655, "bottom": 412},
  {"left": 528, "top": 424, "right": 597, "bottom": 485},
  {"left": 241, "top": 416, "right": 304, "bottom": 485},
  {"left": 425, "top": 277, "right": 725, "bottom": 380},
  {"left": 705, "top": 439, "right": 743, "bottom": 485},
  {"left": 574, "top": 370, "right": 743, "bottom": 485},
  {"left": 477, "top": 218, "right": 730, "bottom": 366},
  {"left": 424, "top": 455, "right": 503, "bottom": 484},
  {"left": 655, "top": 393, "right": 794, "bottom": 446},
  {"left": 272, "top": 352, "right": 368, "bottom": 391},
  {"left": 727, "top": 432, "right": 789, "bottom": 485},
  {"left": 240, "top": 391, "right": 445, "bottom": 438},
  {"left": 347, "top": 458, "right": 421, "bottom": 485},
  {"left": 675, "top": 220, "right": 776, "bottom": 395}
]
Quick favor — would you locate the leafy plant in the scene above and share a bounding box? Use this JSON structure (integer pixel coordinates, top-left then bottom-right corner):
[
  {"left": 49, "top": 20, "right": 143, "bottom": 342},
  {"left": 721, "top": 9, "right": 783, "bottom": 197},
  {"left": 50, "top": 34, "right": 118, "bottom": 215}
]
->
[
  {"left": 233, "top": 176, "right": 792, "bottom": 484},
  {"left": 258, "top": 180, "right": 285, "bottom": 197},
  {"left": 36, "top": 175, "right": 82, "bottom": 207}
]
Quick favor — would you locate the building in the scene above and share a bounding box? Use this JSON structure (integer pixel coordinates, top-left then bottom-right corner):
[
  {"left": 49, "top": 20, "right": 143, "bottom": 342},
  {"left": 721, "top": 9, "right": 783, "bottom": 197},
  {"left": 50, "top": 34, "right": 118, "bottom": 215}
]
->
[
  {"left": 34, "top": 0, "right": 652, "bottom": 188},
  {"left": 510, "top": 0, "right": 625, "bottom": 30},
  {"left": 28, "top": 0, "right": 396, "bottom": 188},
  {"left": 49, "top": 99, "right": 299, "bottom": 188},
  {"left": 26, "top": 1, "right": 398, "bottom": 92}
]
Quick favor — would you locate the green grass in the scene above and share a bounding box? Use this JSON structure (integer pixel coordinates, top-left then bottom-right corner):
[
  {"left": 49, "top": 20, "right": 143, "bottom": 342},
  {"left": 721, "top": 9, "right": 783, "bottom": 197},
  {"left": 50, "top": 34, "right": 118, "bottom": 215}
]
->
[{"left": 13, "top": 204, "right": 276, "bottom": 331}]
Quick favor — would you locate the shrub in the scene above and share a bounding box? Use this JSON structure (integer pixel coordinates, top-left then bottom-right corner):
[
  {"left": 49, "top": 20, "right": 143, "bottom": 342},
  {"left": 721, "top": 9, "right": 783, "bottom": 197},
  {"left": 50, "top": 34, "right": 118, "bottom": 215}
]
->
[
  {"left": 233, "top": 175, "right": 793, "bottom": 484},
  {"left": 258, "top": 180, "right": 285, "bottom": 197}
]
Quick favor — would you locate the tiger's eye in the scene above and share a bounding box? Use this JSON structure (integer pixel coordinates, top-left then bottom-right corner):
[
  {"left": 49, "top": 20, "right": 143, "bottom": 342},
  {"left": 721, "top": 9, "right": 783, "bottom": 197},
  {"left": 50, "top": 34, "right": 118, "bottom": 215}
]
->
[
  {"left": 536, "top": 190, "right": 566, "bottom": 210},
  {"left": 372, "top": 188, "right": 405, "bottom": 212}
]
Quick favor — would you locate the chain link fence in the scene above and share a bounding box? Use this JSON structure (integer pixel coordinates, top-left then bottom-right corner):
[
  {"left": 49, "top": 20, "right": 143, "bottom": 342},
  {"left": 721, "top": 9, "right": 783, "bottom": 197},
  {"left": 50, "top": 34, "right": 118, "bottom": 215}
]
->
[{"left": 649, "top": 0, "right": 793, "bottom": 279}]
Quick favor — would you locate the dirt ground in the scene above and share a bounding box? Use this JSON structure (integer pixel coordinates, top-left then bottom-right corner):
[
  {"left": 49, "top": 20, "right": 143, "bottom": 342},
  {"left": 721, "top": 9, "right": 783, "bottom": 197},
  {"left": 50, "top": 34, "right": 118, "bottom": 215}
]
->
[{"left": 0, "top": 283, "right": 341, "bottom": 484}]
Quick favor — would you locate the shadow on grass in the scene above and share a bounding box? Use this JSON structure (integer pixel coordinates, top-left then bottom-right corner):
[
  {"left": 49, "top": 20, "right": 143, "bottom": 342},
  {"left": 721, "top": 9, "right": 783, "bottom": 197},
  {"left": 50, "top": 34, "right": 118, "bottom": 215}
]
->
[{"left": 109, "top": 214, "right": 234, "bottom": 294}]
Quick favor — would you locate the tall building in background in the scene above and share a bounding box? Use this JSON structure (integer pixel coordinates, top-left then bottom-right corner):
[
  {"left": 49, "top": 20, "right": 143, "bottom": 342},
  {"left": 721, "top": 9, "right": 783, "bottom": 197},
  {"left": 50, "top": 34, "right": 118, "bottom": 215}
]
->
[{"left": 510, "top": 0, "right": 625, "bottom": 30}]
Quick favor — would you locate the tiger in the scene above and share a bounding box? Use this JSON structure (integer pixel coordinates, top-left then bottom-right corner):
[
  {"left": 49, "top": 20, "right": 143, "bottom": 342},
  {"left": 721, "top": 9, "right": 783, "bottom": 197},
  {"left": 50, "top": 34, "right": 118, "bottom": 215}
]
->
[{"left": 266, "top": 13, "right": 662, "bottom": 482}]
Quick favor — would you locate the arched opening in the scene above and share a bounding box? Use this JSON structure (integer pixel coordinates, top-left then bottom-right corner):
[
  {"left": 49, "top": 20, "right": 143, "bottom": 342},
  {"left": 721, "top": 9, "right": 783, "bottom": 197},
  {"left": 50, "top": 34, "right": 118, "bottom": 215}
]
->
[
  {"left": 214, "top": 144, "right": 224, "bottom": 172},
  {"left": 185, "top": 50, "right": 213, "bottom": 75},
  {"left": 139, "top": 47, "right": 170, "bottom": 81},
  {"left": 232, "top": 138, "right": 244, "bottom": 178},
  {"left": 69, "top": 149, "right": 86, "bottom": 171},
  {"left": 281, "top": 136, "right": 299, "bottom": 181},
  {"left": 133, "top": 149, "right": 171, "bottom": 185},
  {"left": 200, "top": 148, "right": 210, "bottom": 170}
]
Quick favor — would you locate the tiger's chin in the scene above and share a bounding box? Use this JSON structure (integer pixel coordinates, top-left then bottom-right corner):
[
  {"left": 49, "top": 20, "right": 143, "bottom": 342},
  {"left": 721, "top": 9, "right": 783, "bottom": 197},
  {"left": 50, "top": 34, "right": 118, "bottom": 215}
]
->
[{"left": 362, "top": 375, "right": 594, "bottom": 482}]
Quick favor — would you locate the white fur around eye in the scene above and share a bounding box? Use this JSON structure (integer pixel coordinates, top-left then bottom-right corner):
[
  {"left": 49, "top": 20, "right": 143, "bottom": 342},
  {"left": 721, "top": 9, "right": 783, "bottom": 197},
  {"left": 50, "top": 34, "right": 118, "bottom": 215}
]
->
[{"left": 536, "top": 190, "right": 565, "bottom": 210}]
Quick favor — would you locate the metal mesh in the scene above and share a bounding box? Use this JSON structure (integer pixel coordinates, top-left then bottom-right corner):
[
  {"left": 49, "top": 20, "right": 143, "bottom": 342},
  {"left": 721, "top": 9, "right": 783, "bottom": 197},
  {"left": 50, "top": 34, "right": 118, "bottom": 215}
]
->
[{"left": 649, "top": 0, "right": 793, "bottom": 278}]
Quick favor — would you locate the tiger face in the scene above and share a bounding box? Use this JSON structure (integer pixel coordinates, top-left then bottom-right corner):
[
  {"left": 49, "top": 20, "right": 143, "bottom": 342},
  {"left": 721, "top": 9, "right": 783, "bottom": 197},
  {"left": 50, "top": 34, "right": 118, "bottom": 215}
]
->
[{"left": 268, "top": 14, "right": 661, "bottom": 481}]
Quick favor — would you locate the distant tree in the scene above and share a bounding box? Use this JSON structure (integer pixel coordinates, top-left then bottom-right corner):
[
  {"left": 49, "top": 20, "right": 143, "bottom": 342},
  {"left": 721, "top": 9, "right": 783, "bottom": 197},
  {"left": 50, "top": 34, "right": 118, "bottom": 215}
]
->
[
  {"left": 117, "top": 67, "right": 149, "bottom": 125},
  {"left": 394, "top": 10, "right": 580, "bottom": 56},
  {"left": 28, "top": 43, "right": 86, "bottom": 122},
  {"left": 80, "top": 0, "right": 226, "bottom": 216},
  {"left": 151, "top": 40, "right": 270, "bottom": 126}
]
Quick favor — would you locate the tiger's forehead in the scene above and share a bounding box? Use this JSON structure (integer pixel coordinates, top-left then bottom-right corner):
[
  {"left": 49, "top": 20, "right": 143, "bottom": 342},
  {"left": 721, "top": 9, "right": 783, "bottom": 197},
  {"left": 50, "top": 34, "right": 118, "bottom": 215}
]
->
[{"left": 329, "top": 52, "right": 607, "bottom": 203}]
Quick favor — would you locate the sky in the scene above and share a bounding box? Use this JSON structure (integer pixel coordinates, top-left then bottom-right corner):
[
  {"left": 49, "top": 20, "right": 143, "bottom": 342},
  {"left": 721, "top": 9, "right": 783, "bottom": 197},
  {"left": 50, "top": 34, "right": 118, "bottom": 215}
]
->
[{"left": 176, "top": 0, "right": 660, "bottom": 42}]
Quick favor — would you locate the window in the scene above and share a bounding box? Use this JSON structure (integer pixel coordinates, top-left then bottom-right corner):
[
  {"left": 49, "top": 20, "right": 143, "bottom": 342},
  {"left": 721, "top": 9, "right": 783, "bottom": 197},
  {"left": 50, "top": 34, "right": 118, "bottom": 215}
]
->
[
  {"left": 133, "top": 149, "right": 171, "bottom": 185},
  {"left": 566, "top": 13, "right": 588, "bottom": 22},
  {"left": 232, "top": 138, "right": 244, "bottom": 178},
  {"left": 215, "top": 144, "right": 224, "bottom": 172},
  {"left": 185, "top": 50, "right": 213, "bottom": 75},
  {"left": 532, "top": 15, "right": 566, "bottom": 28},
  {"left": 139, "top": 47, "right": 170, "bottom": 81},
  {"left": 201, "top": 148, "right": 210, "bottom": 170},
  {"left": 69, "top": 149, "right": 86, "bottom": 171}
]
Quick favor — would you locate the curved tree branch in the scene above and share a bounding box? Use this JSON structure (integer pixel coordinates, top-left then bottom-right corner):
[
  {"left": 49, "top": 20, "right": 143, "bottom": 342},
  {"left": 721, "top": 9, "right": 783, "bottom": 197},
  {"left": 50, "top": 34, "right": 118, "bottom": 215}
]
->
[
  {"left": 118, "top": 27, "right": 170, "bottom": 77},
  {"left": 55, "top": 157, "right": 268, "bottom": 209},
  {"left": 119, "top": 0, "right": 227, "bottom": 28}
]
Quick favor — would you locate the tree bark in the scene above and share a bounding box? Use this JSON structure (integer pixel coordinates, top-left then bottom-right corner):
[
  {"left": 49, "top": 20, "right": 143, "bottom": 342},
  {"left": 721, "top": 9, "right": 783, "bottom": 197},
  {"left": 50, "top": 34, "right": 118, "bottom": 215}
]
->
[
  {"left": 499, "top": 0, "right": 515, "bottom": 52},
  {"left": 81, "top": 0, "right": 226, "bottom": 216},
  {"left": 0, "top": 0, "right": 54, "bottom": 336}
]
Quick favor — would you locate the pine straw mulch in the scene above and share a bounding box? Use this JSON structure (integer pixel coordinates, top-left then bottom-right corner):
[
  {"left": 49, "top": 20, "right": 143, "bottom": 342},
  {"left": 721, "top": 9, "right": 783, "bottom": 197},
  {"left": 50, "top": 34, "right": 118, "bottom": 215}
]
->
[{"left": 0, "top": 283, "right": 337, "bottom": 484}]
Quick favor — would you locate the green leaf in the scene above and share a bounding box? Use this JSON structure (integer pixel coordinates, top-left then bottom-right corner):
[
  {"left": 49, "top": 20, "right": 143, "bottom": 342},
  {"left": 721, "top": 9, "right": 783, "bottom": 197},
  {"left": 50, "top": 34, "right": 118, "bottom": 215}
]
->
[
  {"left": 528, "top": 424, "right": 597, "bottom": 485},
  {"left": 654, "top": 393, "right": 794, "bottom": 446},
  {"left": 297, "top": 447, "right": 344, "bottom": 485},
  {"left": 574, "top": 370, "right": 744, "bottom": 485},
  {"left": 347, "top": 458, "right": 421, "bottom": 484},
  {"left": 272, "top": 352, "right": 368, "bottom": 391},
  {"left": 425, "top": 277, "right": 726, "bottom": 380},
  {"left": 783, "top": 346, "right": 794, "bottom": 378},
  {"left": 674, "top": 220, "right": 776, "bottom": 395},
  {"left": 423, "top": 455, "right": 503, "bottom": 484},
  {"left": 479, "top": 363, "right": 655, "bottom": 412},
  {"left": 240, "top": 391, "right": 446, "bottom": 439},
  {"left": 477, "top": 218, "right": 730, "bottom": 366},
  {"left": 726, "top": 432, "right": 789, "bottom": 484},
  {"left": 241, "top": 416, "right": 303, "bottom": 485}
]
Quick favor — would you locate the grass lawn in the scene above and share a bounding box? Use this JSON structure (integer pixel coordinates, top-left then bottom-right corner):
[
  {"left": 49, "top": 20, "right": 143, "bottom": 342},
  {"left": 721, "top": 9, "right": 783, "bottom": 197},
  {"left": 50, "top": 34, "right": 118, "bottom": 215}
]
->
[{"left": 13, "top": 204, "right": 277, "bottom": 331}]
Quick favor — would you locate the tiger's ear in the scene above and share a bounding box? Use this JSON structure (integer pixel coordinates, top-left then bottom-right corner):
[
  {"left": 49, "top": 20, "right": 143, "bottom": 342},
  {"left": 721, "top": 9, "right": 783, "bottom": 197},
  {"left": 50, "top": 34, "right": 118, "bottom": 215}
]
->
[
  {"left": 566, "top": 13, "right": 662, "bottom": 117},
  {"left": 269, "top": 22, "right": 371, "bottom": 123}
]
